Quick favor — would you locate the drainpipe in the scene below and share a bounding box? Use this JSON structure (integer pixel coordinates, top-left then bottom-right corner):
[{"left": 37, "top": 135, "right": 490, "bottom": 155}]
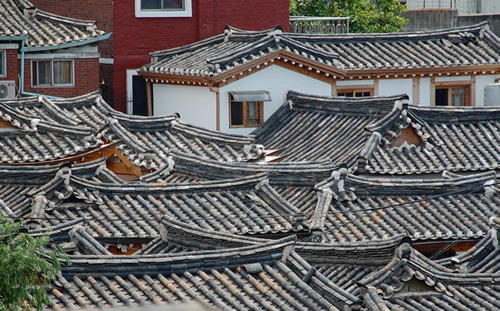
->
[
  {"left": 207, "top": 82, "right": 220, "bottom": 131},
  {"left": 18, "top": 32, "right": 112, "bottom": 99},
  {"left": 18, "top": 37, "right": 61, "bottom": 99},
  {"left": 0, "top": 36, "right": 53, "bottom": 98}
]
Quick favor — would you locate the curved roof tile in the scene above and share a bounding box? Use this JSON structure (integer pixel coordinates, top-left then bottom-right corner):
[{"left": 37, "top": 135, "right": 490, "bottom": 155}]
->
[{"left": 0, "top": 0, "right": 106, "bottom": 48}]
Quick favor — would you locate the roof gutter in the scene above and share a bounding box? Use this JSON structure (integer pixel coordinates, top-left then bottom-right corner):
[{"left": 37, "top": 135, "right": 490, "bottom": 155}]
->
[
  {"left": 21, "top": 32, "right": 111, "bottom": 52},
  {"left": 17, "top": 32, "right": 112, "bottom": 99}
]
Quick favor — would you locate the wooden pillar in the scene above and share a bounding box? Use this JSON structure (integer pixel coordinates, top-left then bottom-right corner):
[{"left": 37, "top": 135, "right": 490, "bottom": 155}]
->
[{"left": 146, "top": 80, "right": 153, "bottom": 116}]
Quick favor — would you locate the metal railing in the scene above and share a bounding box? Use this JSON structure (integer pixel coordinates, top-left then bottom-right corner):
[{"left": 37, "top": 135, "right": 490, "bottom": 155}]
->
[{"left": 290, "top": 16, "right": 350, "bottom": 34}]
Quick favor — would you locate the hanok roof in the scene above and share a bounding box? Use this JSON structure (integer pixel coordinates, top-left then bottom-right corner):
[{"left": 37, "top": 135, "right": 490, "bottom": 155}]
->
[
  {"left": 253, "top": 91, "right": 406, "bottom": 164},
  {"left": 253, "top": 91, "right": 500, "bottom": 174},
  {"left": 0, "top": 0, "right": 106, "bottom": 48},
  {"left": 312, "top": 170, "right": 499, "bottom": 243},
  {"left": 161, "top": 216, "right": 500, "bottom": 309},
  {"left": 0, "top": 100, "right": 103, "bottom": 164},
  {"left": 0, "top": 165, "right": 308, "bottom": 239},
  {"left": 436, "top": 219, "right": 500, "bottom": 274},
  {"left": 358, "top": 101, "right": 500, "bottom": 175},
  {"left": 140, "top": 25, "right": 345, "bottom": 84},
  {"left": 140, "top": 22, "right": 500, "bottom": 82},
  {"left": 0, "top": 92, "right": 264, "bottom": 168},
  {"left": 49, "top": 236, "right": 361, "bottom": 310},
  {"left": 162, "top": 214, "right": 408, "bottom": 265},
  {"left": 291, "top": 21, "right": 500, "bottom": 74},
  {"left": 0, "top": 158, "right": 119, "bottom": 220},
  {"left": 161, "top": 151, "right": 336, "bottom": 184},
  {"left": 358, "top": 242, "right": 500, "bottom": 311}
]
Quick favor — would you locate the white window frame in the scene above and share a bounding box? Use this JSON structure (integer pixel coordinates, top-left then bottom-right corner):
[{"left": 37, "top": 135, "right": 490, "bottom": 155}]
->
[
  {"left": 0, "top": 50, "right": 6, "bottom": 77},
  {"left": 32, "top": 59, "right": 74, "bottom": 88},
  {"left": 135, "top": 0, "right": 192, "bottom": 18}
]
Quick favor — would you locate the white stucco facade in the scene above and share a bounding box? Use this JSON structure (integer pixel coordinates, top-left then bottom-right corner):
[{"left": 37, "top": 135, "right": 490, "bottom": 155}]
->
[
  {"left": 379, "top": 78, "right": 414, "bottom": 104},
  {"left": 475, "top": 75, "right": 500, "bottom": 107},
  {"left": 153, "top": 84, "right": 216, "bottom": 130},
  {"left": 219, "top": 65, "right": 332, "bottom": 134},
  {"left": 151, "top": 67, "right": 500, "bottom": 134},
  {"left": 419, "top": 77, "right": 431, "bottom": 106}
]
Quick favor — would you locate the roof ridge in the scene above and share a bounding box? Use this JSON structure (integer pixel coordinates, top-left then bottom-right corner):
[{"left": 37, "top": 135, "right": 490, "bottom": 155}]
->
[
  {"left": 69, "top": 172, "right": 270, "bottom": 194},
  {"left": 0, "top": 157, "right": 106, "bottom": 182},
  {"left": 17, "top": 0, "right": 98, "bottom": 27},
  {"left": 62, "top": 235, "right": 297, "bottom": 277},
  {"left": 286, "top": 91, "right": 407, "bottom": 115},
  {"left": 289, "top": 21, "right": 490, "bottom": 41},
  {"left": 343, "top": 171, "right": 496, "bottom": 195},
  {"left": 163, "top": 214, "right": 408, "bottom": 266}
]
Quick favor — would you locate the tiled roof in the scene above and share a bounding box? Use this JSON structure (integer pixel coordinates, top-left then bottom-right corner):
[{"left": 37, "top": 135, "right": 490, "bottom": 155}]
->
[
  {"left": 310, "top": 170, "right": 499, "bottom": 243},
  {"left": 0, "top": 0, "right": 106, "bottom": 48},
  {"left": 44, "top": 223, "right": 500, "bottom": 311},
  {"left": 0, "top": 93, "right": 263, "bottom": 168},
  {"left": 0, "top": 158, "right": 116, "bottom": 220},
  {"left": 0, "top": 165, "right": 308, "bottom": 239},
  {"left": 49, "top": 237, "right": 361, "bottom": 310},
  {"left": 164, "top": 151, "right": 336, "bottom": 184},
  {"left": 436, "top": 221, "right": 499, "bottom": 274},
  {"left": 140, "top": 22, "right": 500, "bottom": 79},
  {"left": 141, "top": 26, "right": 342, "bottom": 79},
  {"left": 253, "top": 91, "right": 405, "bottom": 163},
  {"left": 291, "top": 22, "right": 500, "bottom": 72},
  {"left": 358, "top": 242, "right": 500, "bottom": 311},
  {"left": 359, "top": 102, "right": 500, "bottom": 174},
  {"left": 162, "top": 214, "right": 408, "bottom": 266},
  {"left": 253, "top": 91, "right": 500, "bottom": 174}
]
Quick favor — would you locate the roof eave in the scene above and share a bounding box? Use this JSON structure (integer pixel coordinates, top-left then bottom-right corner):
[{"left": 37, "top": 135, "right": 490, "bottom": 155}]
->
[
  {"left": 345, "top": 63, "right": 500, "bottom": 78},
  {"left": 21, "top": 32, "right": 112, "bottom": 52}
]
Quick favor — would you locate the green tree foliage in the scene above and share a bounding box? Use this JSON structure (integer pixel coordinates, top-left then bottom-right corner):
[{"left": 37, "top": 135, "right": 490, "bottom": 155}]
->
[
  {"left": 290, "top": 0, "right": 408, "bottom": 33},
  {"left": 0, "top": 217, "right": 68, "bottom": 310}
]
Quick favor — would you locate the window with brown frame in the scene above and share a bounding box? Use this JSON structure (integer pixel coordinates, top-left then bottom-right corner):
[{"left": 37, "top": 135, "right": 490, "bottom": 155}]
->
[
  {"left": 435, "top": 86, "right": 470, "bottom": 107},
  {"left": 229, "top": 95, "right": 264, "bottom": 128},
  {"left": 337, "top": 89, "right": 373, "bottom": 97}
]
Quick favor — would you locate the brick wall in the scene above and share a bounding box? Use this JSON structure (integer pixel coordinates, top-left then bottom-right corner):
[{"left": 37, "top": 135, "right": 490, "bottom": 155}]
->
[
  {"left": 29, "top": 0, "right": 290, "bottom": 111},
  {"left": 23, "top": 57, "right": 100, "bottom": 98},
  {"left": 112, "top": 0, "right": 289, "bottom": 112},
  {"left": 0, "top": 48, "right": 21, "bottom": 98},
  {"left": 2, "top": 49, "right": 20, "bottom": 82},
  {"left": 30, "top": 0, "right": 113, "bottom": 58},
  {"left": 31, "top": 0, "right": 113, "bottom": 101}
]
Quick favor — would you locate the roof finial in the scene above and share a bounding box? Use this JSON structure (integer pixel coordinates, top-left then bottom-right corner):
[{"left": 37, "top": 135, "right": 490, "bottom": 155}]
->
[
  {"left": 273, "top": 25, "right": 283, "bottom": 42},
  {"left": 224, "top": 25, "right": 232, "bottom": 42}
]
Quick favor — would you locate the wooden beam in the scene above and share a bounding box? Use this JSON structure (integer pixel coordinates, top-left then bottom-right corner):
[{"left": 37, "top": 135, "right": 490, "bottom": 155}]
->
[
  {"left": 0, "top": 120, "right": 15, "bottom": 128},
  {"left": 216, "top": 91, "right": 220, "bottom": 131},
  {"left": 413, "top": 77, "right": 420, "bottom": 106},
  {"left": 146, "top": 80, "right": 153, "bottom": 116}
]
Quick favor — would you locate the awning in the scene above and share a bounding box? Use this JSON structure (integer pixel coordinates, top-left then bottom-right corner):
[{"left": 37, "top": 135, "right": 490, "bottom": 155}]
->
[{"left": 228, "top": 90, "right": 271, "bottom": 102}]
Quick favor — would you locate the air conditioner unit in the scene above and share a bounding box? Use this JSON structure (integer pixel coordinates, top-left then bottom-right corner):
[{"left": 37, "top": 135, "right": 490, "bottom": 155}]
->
[{"left": 0, "top": 81, "right": 16, "bottom": 100}]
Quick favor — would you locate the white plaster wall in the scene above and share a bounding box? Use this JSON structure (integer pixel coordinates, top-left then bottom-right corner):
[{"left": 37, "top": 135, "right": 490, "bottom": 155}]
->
[
  {"left": 378, "top": 79, "right": 413, "bottom": 103},
  {"left": 481, "top": 0, "right": 500, "bottom": 13},
  {"left": 476, "top": 75, "right": 500, "bottom": 107},
  {"left": 220, "top": 65, "right": 331, "bottom": 134},
  {"left": 435, "top": 76, "right": 471, "bottom": 82},
  {"left": 153, "top": 84, "right": 216, "bottom": 130},
  {"left": 419, "top": 77, "right": 431, "bottom": 106},
  {"left": 336, "top": 79, "right": 375, "bottom": 86}
]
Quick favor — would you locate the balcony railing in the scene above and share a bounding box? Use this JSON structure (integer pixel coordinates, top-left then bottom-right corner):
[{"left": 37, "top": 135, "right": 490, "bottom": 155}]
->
[{"left": 290, "top": 16, "right": 350, "bottom": 34}]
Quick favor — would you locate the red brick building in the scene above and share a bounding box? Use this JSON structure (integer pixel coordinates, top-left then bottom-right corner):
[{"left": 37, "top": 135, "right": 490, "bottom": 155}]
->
[
  {"left": 0, "top": 1, "right": 109, "bottom": 100},
  {"left": 30, "top": 0, "right": 114, "bottom": 101},
  {"left": 32, "top": 0, "right": 290, "bottom": 113}
]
